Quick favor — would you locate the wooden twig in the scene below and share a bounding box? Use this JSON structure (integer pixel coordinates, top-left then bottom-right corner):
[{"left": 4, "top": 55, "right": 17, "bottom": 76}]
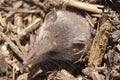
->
[
  {"left": 32, "top": 0, "right": 46, "bottom": 9},
  {"left": 44, "top": 0, "right": 104, "bottom": 13},
  {"left": 63, "top": 0, "right": 104, "bottom": 14},
  {"left": 14, "top": 38, "right": 27, "bottom": 55},
  {"left": 86, "top": 13, "right": 95, "bottom": 28},
  {"left": 18, "top": 18, "right": 41, "bottom": 39},
  {"left": 0, "top": 6, "right": 43, "bottom": 13},
  {"left": 89, "top": 21, "right": 111, "bottom": 67},
  {"left": 5, "top": 1, "right": 23, "bottom": 18},
  {"left": 0, "top": 31, "right": 24, "bottom": 60},
  {"left": 0, "top": 1, "right": 104, "bottom": 14}
]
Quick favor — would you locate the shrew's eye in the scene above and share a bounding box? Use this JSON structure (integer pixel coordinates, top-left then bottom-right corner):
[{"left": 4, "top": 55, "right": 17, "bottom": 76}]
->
[
  {"left": 48, "top": 51, "right": 58, "bottom": 56},
  {"left": 72, "top": 43, "right": 85, "bottom": 50}
]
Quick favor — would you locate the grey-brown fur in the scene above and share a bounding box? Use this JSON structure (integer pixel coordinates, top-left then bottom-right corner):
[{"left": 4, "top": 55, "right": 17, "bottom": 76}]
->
[{"left": 23, "top": 10, "right": 91, "bottom": 67}]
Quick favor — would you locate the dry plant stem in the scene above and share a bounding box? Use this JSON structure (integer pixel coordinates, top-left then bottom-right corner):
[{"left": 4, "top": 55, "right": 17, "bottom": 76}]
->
[
  {"left": 86, "top": 13, "right": 95, "bottom": 28},
  {"left": 30, "top": 34, "right": 36, "bottom": 48},
  {"left": 89, "top": 21, "right": 111, "bottom": 67},
  {"left": 32, "top": 0, "right": 45, "bottom": 9},
  {"left": 12, "top": 67, "right": 15, "bottom": 80},
  {"left": 88, "top": 0, "right": 97, "bottom": 3},
  {"left": 0, "top": 1, "right": 104, "bottom": 14},
  {"left": 14, "top": 38, "right": 27, "bottom": 55},
  {"left": 14, "top": 13, "right": 24, "bottom": 30},
  {"left": 0, "top": 6, "right": 42, "bottom": 13},
  {"left": 64, "top": 0, "right": 104, "bottom": 14},
  {"left": 82, "top": 67, "right": 105, "bottom": 80},
  {"left": 18, "top": 18, "right": 41, "bottom": 39},
  {"left": 91, "top": 14, "right": 102, "bottom": 17},
  {"left": 0, "top": 31, "right": 24, "bottom": 60},
  {"left": 6, "top": 1, "right": 23, "bottom": 18}
]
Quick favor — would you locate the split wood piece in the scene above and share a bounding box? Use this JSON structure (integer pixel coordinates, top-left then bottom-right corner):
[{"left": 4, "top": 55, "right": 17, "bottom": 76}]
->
[
  {"left": 88, "top": 0, "right": 98, "bottom": 3},
  {"left": 14, "top": 38, "right": 28, "bottom": 56},
  {"left": 0, "top": 6, "right": 43, "bottom": 13},
  {"left": 0, "top": 13, "right": 6, "bottom": 27},
  {"left": 30, "top": 34, "right": 36, "bottom": 49},
  {"left": 0, "top": 31, "right": 24, "bottom": 61},
  {"left": 82, "top": 67, "right": 105, "bottom": 80},
  {"left": 63, "top": 0, "right": 104, "bottom": 14},
  {"left": 0, "top": 53, "right": 7, "bottom": 75},
  {"left": 14, "top": 13, "right": 24, "bottom": 34},
  {"left": 17, "top": 73, "right": 28, "bottom": 80},
  {"left": 32, "top": 0, "right": 46, "bottom": 10},
  {"left": 18, "top": 18, "right": 41, "bottom": 39},
  {"left": 89, "top": 21, "right": 111, "bottom": 67},
  {"left": 111, "top": 69, "right": 120, "bottom": 79},
  {"left": 5, "top": 1, "right": 23, "bottom": 18},
  {"left": 86, "top": 13, "right": 95, "bottom": 28},
  {"left": 48, "top": 69, "right": 77, "bottom": 80},
  {"left": 112, "top": 30, "right": 120, "bottom": 42}
]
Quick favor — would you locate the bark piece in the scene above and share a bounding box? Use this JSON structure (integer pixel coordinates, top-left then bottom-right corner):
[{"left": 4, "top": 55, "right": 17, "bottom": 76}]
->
[{"left": 89, "top": 21, "right": 111, "bottom": 67}]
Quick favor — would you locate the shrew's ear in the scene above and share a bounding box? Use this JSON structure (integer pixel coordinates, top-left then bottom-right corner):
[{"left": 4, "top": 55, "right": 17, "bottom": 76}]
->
[{"left": 44, "top": 10, "right": 57, "bottom": 23}]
